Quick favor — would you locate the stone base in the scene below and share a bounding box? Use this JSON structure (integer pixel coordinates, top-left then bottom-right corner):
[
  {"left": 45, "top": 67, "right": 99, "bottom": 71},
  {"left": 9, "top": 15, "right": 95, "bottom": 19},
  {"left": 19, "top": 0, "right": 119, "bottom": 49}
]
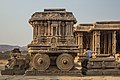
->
[
  {"left": 86, "top": 69, "right": 120, "bottom": 76},
  {"left": 25, "top": 69, "right": 82, "bottom": 76},
  {"left": 86, "top": 69, "right": 102, "bottom": 76},
  {"left": 102, "top": 69, "right": 120, "bottom": 76},
  {"left": 1, "top": 69, "right": 25, "bottom": 75}
]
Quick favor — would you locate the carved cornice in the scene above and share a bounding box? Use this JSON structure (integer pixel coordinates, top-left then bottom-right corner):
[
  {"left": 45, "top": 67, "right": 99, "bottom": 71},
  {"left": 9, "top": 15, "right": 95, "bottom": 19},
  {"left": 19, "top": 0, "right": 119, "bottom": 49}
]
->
[
  {"left": 75, "top": 24, "right": 93, "bottom": 32},
  {"left": 29, "top": 10, "right": 77, "bottom": 23},
  {"left": 93, "top": 24, "right": 120, "bottom": 30},
  {"left": 75, "top": 21, "right": 120, "bottom": 32}
]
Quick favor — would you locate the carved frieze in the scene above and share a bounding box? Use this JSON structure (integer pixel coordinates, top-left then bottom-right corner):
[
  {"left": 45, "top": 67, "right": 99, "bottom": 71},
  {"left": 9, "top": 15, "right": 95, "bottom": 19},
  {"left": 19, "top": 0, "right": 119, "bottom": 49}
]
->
[
  {"left": 29, "top": 11, "right": 77, "bottom": 23},
  {"left": 94, "top": 24, "right": 120, "bottom": 30}
]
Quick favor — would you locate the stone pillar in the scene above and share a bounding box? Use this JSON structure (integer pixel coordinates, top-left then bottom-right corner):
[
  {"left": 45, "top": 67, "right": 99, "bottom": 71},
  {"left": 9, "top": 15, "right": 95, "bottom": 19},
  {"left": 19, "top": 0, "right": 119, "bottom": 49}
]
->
[
  {"left": 112, "top": 31, "right": 116, "bottom": 54},
  {"left": 44, "top": 22, "right": 47, "bottom": 36},
  {"left": 61, "top": 22, "right": 65, "bottom": 36},
  {"left": 56, "top": 25, "right": 58, "bottom": 36},
  {"left": 94, "top": 31, "right": 97, "bottom": 53},
  {"left": 70, "top": 22, "right": 73, "bottom": 36},
  {"left": 78, "top": 32, "right": 83, "bottom": 54},
  {"left": 108, "top": 33, "right": 111, "bottom": 54},
  {"left": 38, "top": 25, "right": 40, "bottom": 36},
  {"left": 69, "top": 24, "right": 71, "bottom": 36},
  {"left": 92, "top": 32, "right": 95, "bottom": 51},
  {"left": 34, "top": 25, "right": 38, "bottom": 38},
  {"left": 66, "top": 22, "right": 68, "bottom": 35},
  {"left": 41, "top": 23, "right": 45, "bottom": 36},
  {"left": 80, "top": 33, "right": 83, "bottom": 54},
  {"left": 94, "top": 31, "right": 100, "bottom": 54},
  {"left": 58, "top": 21, "right": 61, "bottom": 36},
  {"left": 90, "top": 35, "right": 93, "bottom": 51},
  {"left": 69, "top": 24, "right": 71, "bottom": 35},
  {"left": 47, "top": 21, "right": 50, "bottom": 36},
  {"left": 38, "top": 22, "right": 42, "bottom": 37}
]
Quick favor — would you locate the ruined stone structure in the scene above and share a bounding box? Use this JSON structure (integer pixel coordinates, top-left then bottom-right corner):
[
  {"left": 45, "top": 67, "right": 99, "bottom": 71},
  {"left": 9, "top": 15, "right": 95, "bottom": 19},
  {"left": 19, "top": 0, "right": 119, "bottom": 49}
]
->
[
  {"left": 1, "top": 8, "right": 120, "bottom": 76},
  {"left": 27, "top": 9, "right": 80, "bottom": 73},
  {"left": 75, "top": 22, "right": 120, "bottom": 76},
  {"left": 1, "top": 9, "right": 82, "bottom": 76},
  {"left": 75, "top": 21, "right": 120, "bottom": 54}
]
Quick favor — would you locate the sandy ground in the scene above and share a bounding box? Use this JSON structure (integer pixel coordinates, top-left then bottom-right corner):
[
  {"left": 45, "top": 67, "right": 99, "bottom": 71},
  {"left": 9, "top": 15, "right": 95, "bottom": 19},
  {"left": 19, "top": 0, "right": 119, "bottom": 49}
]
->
[
  {"left": 0, "top": 60, "right": 120, "bottom": 80},
  {"left": 0, "top": 75, "right": 120, "bottom": 80},
  {"left": 0, "top": 60, "right": 7, "bottom": 66}
]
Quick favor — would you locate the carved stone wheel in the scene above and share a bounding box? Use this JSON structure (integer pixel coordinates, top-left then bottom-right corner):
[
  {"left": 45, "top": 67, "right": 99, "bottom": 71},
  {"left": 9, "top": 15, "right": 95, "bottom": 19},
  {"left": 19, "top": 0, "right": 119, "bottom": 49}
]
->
[
  {"left": 56, "top": 53, "right": 74, "bottom": 71},
  {"left": 32, "top": 54, "right": 50, "bottom": 70}
]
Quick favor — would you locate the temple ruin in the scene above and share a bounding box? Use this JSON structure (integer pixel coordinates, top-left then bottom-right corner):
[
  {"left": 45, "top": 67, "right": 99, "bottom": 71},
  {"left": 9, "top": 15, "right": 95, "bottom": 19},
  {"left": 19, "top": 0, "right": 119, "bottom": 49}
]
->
[
  {"left": 1, "top": 8, "right": 120, "bottom": 76},
  {"left": 75, "top": 21, "right": 120, "bottom": 54},
  {"left": 29, "top": 8, "right": 120, "bottom": 55}
]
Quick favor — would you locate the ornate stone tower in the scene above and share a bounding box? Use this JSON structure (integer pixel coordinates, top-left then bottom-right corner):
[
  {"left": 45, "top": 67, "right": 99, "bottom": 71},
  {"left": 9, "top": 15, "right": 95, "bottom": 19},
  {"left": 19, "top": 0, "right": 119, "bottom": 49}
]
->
[{"left": 28, "top": 9, "right": 79, "bottom": 71}]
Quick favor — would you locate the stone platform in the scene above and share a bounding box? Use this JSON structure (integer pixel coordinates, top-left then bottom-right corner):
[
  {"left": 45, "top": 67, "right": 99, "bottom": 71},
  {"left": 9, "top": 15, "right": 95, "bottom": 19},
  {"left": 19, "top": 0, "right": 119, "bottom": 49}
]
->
[
  {"left": 25, "top": 69, "right": 82, "bottom": 76},
  {"left": 1, "top": 69, "right": 25, "bottom": 75},
  {"left": 86, "top": 69, "right": 120, "bottom": 76}
]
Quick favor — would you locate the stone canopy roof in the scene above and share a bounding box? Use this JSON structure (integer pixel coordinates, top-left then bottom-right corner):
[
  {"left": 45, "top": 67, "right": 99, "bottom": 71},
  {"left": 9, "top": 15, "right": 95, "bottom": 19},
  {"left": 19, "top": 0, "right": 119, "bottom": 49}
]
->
[
  {"left": 75, "top": 21, "right": 120, "bottom": 32},
  {"left": 29, "top": 9, "right": 77, "bottom": 23}
]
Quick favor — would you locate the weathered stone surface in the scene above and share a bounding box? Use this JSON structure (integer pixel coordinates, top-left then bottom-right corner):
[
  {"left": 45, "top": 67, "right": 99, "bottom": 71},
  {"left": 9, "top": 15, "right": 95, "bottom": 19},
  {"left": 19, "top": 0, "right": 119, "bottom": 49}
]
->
[
  {"left": 75, "top": 21, "right": 120, "bottom": 54},
  {"left": 102, "top": 69, "right": 120, "bottom": 76},
  {"left": 86, "top": 69, "right": 120, "bottom": 76},
  {"left": 87, "top": 58, "right": 116, "bottom": 69},
  {"left": 81, "top": 58, "right": 120, "bottom": 76},
  {"left": 29, "top": 9, "right": 77, "bottom": 23},
  {"left": 25, "top": 69, "right": 82, "bottom": 76},
  {"left": 86, "top": 69, "right": 102, "bottom": 76},
  {"left": 27, "top": 8, "right": 79, "bottom": 74},
  {"left": 1, "top": 69, "right": 25, "bottom": 75}
]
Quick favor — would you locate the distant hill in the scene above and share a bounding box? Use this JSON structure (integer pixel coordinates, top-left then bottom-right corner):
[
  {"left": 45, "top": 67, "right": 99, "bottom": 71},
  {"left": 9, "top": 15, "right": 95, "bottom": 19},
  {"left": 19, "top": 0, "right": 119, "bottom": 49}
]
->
[{"left": 0, "top": 45, "right": 27, "bottom": 51}]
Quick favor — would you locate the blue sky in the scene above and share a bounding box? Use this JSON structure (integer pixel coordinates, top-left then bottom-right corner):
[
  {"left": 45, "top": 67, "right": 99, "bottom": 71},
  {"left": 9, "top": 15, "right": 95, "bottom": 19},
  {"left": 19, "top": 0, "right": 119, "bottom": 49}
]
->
[{"left": 0, "top": 0, "right": 120, "bottom": 46}]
